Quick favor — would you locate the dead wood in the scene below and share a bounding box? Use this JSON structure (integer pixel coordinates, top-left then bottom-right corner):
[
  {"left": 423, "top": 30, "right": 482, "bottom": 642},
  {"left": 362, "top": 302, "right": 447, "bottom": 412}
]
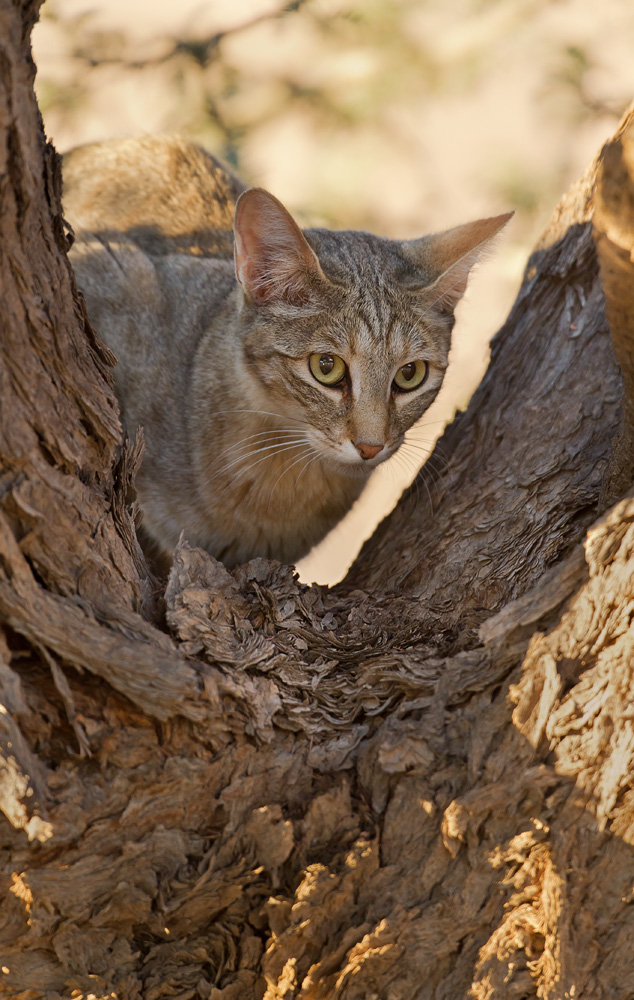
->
[{"left": 3, "top": 2, "right": 634, "bottom": 997}]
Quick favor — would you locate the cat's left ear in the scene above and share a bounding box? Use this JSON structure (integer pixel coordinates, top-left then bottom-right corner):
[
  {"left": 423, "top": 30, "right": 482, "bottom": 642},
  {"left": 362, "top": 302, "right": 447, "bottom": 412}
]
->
[
  {"left": 234, "top": 188, "right": 328, "bottom": 308},
  {"left": 401, "top": 212, "right": 513, "bottom": 315}
]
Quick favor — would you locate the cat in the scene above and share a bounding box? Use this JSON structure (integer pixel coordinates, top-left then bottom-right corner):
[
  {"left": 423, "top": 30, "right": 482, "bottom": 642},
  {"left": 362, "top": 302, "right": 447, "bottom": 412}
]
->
[{"left": 63, "top": 135, "right": 511, "bottom": 570}]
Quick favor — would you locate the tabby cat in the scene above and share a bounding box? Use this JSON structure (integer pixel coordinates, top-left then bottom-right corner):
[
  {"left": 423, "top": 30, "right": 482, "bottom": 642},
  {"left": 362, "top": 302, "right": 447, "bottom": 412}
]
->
[{"left": 64, "top": 136, "right": 511, "bottom": 568}]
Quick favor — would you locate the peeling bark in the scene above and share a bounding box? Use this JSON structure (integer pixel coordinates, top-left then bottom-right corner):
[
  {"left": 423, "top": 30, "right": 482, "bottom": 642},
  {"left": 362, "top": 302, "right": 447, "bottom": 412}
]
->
[{"left": 2, "top": 3, "right": 634, "bottom": 998}]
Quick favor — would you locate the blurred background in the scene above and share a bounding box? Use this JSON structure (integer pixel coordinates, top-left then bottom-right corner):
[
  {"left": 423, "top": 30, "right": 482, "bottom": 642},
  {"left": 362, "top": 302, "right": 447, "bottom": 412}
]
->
[{"left": 33, "top": 0, "right": 634, "bottom": 584}]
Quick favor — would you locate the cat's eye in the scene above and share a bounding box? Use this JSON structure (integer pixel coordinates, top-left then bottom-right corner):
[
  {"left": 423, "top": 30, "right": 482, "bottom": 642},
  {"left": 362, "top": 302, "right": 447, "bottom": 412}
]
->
[
  {"left": 393, "top": 360, "right": 428, "bottom": 392},
  {"left": 309, "top": 353, "right": 346, "bottom": 386}
]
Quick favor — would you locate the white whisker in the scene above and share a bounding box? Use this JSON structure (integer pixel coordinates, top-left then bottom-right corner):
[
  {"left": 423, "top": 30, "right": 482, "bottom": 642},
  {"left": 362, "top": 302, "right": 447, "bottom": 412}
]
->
[
  {"left": 399, "top": 444, "right": 446, "bottom": 485},
  {"left": 294, "top": 451, "right": 322, "bottom": 492},
  {"left": 402, "top": 450, "right": 447, "bottom": 480},
  {"left": 207, "top": 441, "right": 309, "bottom": 493},
  {"left": 391, "top": 448, "right": 421, "bottom": 481},
  {"left": 388, "top": 450, "right": 423, "bottom": 514},
  {"left": 203, "top": 439, "right": 309, "bottom": 487},
  {"left": 267, "top": 447, "right": 319, "bottom": 504},
  {"left": 400, "top": 454, "right": 434, "bottom": 510},
  {"left": 205, "top": 431, "right": 308, "bottom": 478}
]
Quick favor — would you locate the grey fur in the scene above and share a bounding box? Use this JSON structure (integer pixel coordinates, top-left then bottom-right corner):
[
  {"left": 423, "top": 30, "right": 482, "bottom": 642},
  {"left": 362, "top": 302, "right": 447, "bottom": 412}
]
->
[{"left": 64, "top": 135, "right": 511, "bottom": 567}]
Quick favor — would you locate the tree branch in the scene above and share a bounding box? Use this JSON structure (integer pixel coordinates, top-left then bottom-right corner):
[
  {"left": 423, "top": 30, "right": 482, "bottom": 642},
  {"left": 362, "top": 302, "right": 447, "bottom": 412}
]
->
[{"left": 593, "top": 121, "right": 634, "bottom": 505}]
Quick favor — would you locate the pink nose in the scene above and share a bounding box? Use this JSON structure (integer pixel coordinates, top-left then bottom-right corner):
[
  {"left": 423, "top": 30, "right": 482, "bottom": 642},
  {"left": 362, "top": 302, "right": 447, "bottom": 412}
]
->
[{"left": 355, "top": 442, "right": 384, "bottom": 461}]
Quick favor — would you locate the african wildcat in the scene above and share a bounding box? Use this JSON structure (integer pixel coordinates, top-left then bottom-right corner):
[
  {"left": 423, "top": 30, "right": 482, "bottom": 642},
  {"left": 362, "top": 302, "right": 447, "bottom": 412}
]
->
[{"left": 64, "top": 136, "right": 511, "bottom": 569}]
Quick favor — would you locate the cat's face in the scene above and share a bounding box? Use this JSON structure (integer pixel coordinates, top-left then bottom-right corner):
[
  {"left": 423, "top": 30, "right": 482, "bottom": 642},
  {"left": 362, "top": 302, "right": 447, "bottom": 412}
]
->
[
  {"left": 233, "top": 188, "right": 512, "bottom": 472},
  {"left": 238, "top": 240, "right": 453, "bottom": 473}
]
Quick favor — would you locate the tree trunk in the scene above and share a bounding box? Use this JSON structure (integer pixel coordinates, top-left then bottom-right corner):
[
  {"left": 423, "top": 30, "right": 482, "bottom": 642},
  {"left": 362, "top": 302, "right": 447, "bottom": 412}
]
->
[{"left": 2, "top": 3, "right": 634, "bottom": 998}]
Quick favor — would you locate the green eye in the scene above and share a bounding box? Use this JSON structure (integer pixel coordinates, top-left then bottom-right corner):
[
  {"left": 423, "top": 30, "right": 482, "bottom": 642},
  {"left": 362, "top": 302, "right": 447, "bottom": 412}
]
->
[
  {"left": 309, "top": 352, "right": 346, "bottom": 386},
  {"left": 393, "top": 360, "right": 428, "bottom": 392}
]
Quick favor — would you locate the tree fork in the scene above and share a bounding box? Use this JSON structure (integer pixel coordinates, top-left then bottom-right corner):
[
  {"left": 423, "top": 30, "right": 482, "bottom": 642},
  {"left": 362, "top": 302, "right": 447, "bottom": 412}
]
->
[{"left": 3, "top": 1, "right": 634, "bottom": 996}]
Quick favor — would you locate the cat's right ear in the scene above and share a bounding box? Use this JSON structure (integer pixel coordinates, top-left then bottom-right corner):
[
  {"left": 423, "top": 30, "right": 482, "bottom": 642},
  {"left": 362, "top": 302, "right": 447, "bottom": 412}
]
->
[{"left": 234, "top": 188, "right": 327, "bottom": 308}]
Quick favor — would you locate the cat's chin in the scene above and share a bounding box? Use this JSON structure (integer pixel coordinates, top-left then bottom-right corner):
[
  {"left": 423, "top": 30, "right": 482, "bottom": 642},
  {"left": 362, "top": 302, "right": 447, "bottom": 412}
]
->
[{"left": 328, "top": 458, "right": 376, "bottom": 479}]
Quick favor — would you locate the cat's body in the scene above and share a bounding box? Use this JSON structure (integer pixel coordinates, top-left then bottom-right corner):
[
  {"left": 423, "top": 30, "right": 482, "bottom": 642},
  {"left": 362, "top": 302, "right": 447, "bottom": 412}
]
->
[{"left": 64, "top": 135, "right": 510, "bottom": 568}]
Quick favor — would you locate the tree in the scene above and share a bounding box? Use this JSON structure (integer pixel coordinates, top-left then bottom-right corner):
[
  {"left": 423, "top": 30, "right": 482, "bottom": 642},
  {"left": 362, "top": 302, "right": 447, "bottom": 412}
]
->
[{"left": 2, "top": 2, "right": 634, "bottom": 997}]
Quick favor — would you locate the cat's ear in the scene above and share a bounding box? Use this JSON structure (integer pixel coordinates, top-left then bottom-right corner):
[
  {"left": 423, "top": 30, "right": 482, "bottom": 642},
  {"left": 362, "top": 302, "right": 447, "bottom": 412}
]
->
[
  {"left": 401, "top": 212, "right": 513, "bottom": 315},
  {"left": 234, "top": 188, "right": 327, "bottom": 307}
]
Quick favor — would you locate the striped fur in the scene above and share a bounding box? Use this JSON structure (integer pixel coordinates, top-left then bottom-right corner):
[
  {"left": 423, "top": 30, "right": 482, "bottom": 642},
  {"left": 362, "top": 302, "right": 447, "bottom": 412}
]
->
[{"left": 64, "top": 136, "right": 511, "bottom": 568}]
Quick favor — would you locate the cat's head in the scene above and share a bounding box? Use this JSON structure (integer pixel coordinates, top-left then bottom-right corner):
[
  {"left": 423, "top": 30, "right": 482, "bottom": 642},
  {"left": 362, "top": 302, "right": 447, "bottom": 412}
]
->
[{"left": 233, "top": 187, "right": 512, "bottom": 473}]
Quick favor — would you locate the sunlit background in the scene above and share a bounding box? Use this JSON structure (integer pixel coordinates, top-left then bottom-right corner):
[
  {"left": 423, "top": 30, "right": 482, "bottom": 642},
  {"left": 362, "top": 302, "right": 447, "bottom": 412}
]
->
[{"left": 33, "top": 0, "right": 634, "bottom": 583}]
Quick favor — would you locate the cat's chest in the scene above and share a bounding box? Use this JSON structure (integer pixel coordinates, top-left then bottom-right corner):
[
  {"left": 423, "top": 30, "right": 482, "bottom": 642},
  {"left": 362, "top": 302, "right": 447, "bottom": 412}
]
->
[{"left": 196, "top": 451, "right": 365, "bottom": 565}]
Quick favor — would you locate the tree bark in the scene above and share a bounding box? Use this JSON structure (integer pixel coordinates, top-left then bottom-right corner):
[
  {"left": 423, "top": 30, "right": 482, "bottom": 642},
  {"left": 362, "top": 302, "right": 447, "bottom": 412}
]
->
[{"left": 2, "top": 3, "right": 634, "bottom": 998}]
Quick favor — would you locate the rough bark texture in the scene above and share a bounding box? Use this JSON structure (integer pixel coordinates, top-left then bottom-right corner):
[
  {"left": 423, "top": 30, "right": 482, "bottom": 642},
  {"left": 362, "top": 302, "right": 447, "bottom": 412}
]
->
[
  {"left": 2, "top": 3, "right": 634, "bottom": 998},
  {"left": 594, "top": 123, "right": 634, "bottom": 506}
]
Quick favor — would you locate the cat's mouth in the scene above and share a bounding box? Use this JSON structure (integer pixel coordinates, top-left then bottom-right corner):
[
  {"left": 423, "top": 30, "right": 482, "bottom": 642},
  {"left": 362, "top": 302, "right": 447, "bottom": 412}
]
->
[
  {"left": 306, "top": 430, "right": 402, "bottom": 472},
  {"left": 327, "top": 441, "right": 400, "bottom": 472}
]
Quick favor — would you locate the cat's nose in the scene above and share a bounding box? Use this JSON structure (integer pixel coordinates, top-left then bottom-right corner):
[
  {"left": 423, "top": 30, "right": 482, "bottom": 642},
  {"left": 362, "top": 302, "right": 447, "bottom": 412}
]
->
[{"left": 355, "top": 442, "right": 384, "bottom": 460}]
